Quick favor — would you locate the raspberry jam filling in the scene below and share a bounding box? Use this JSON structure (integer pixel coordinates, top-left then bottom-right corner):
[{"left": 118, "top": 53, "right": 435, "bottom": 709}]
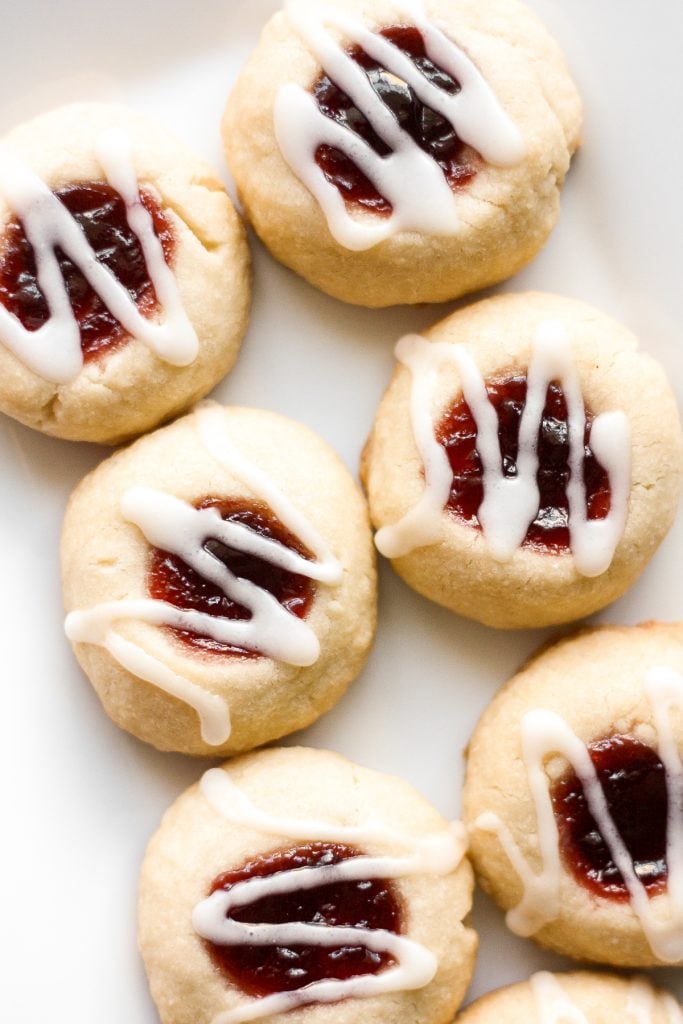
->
[
  {"left": 0, "top": 181, "right": 174, "bottom": 362},
  {"left": 551, "top": 735, "right": 668, "bottom": 901},
  {"left": 207, "top": 842, "right": 402, "bottom": 996},
  {"left": 436, "top": 374, "right": 611, "bottom": 552},
  {"left": 148, "top": 497, "right": 315, "bottom": 657},
  {"left": 313, "top": 25, "right": 478, "bottom": 214}
]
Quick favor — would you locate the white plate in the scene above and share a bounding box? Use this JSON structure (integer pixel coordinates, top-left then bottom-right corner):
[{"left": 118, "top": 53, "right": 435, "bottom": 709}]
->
[{"left": 2, "top": 0, "right": 682, "bottom": 1018}]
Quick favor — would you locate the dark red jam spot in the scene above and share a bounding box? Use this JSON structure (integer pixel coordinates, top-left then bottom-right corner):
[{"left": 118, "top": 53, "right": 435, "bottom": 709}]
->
[
  {"left": 551, "top": 735, "right": 668, "bottom": 901},
  {"left": 207, "top": 843, "right": 402, "bottom": 997},
  {"left": 148, "top": 497, "right": 315, "bottom": 658},
  {"left": 0, "top": 181, "right": 174, "bottom": 362},
  {"left": 435, "top": 374, "right": 612, "bottom": 553},
  {"left": 313, "top": 25, "right": 479, "bottom": 214}
]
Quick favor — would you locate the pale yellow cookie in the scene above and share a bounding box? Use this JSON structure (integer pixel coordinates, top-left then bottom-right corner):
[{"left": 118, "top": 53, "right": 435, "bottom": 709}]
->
[
  {"left": 223, "top": 0, "right": 581, "bottom": 307},
  {"left": 0, "top": 103, "right": 251, "bottom": 443},
  {"left": 139, "top": 747, "right": 477, "bottom": 1024},
  {"left": 363, "top": 292, "right": 683, "bottom": 629},
  {"left": 454, "top": 972, "right": 682, "bottom": 1023},
  {"left": 463, "top": 622, "right": 683, "bottom": 967},
  {"left": 61, "top": 404, "right": 376, "bottom": 756}
]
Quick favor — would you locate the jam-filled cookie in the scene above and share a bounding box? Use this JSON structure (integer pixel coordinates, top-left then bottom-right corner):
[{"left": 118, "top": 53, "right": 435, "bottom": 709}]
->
[
  {"left": 0, "top": 103, "right": 250, "bottom": 443},
  {"left": 455, "top": 971, "right": 683, "bottom": 1024},
  {"left": 139, "top": 746, "right": 477, "bottom": 1024},
  {"left": 362, "top": 292, "right": 683, "bottom": 629},
  {"left": 463, "top": 622, "right": 683, "bottom": 967},
  {"left": 222, "top": 0, "right": 581, "bottom": 307},
  {"left": 62, "top": 403, "right": 376, "bottom": 755}
]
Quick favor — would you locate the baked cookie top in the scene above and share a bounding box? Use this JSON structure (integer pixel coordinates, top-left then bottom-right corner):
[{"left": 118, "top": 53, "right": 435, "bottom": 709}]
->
[
  {"left": 454, "top": 971, "right": 683, "bottom": 1023},
  {"left": 139, "top": 746, "right": 477, "bottom": 1024},
  {"left": 223, "top": 0, "right": 581, "bottom": 306},
  {"left": 62, "top": 403, "right": 376, "bottom": 755},
  {"left": 363, "top": 291, "right": 683, "bottom": 628},
  {"left": 464, "top": 621, "right": 683, "bottom": 967},
  {"left": 0, "top": 103, "right": 250, "bottom": 442}
]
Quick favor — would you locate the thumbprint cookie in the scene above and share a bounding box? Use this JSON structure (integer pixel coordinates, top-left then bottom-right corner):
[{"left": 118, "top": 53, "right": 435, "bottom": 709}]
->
[
  {"left": 0, "top": 103, "right": 250, "bottom": 443},
  {"left": 454, "top": 971, "right": 683, "bottom": 1024},
  {"left": 61, "top": 403, "right": 376, "bottom": 755},
  {"left": 139, "top": 746, "right": 477, "bottom": 1024},
  {"left": 362, "top": 292, "right": 683, "bottom": 629},
  {"left": 222, "top": 0, "right": 581, "bottom": 306},
  {"left": 463, "top": 622, "right": 683, "bottom": 967}
]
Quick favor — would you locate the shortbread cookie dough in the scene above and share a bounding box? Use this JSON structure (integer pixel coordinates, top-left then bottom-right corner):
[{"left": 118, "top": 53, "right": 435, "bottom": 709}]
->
[
  {"left": 62, "top": 403, "right": 376, "bottom": 756},
  {"left": 139, "top": 746, "right": 477, "bottom": 1024},
  {"left": 0, "top": 103, "right": 250, "bottom": 443},
  {"left": 363, "top": 292, "right": 683, "bottom": 629},
  {"left": 223, "top": 0, "right": 581, "bottom": 307},
  {"left": 455, "top": 971, "right": 682, "bottom": 1023},
  {"left": 463, "top": 622, "right": 683, "bottom": 967}
]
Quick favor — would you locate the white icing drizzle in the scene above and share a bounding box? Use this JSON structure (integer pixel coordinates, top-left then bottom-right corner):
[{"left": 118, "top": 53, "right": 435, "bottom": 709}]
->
[
  {"left": 627, "top": 977, "right": 663, "bottom": 1024},
  {"left": 532, "top": 966, "right": 679, "bottom": 1024},
  {"left": 64, "top": 404, "right": 343, "bottom": 746},
  {"left": 375, "top": 322, "right": 631, "bottom": 577},
  {"left": 630, "top": 977, "right": 683, "bottom": 1024},
  {"left": 0, "top": 127, "right": 198, "bottom": 382},
  {"left": 531, "top": 973, "right": 682, "bottom": 1024},
  {"left": 200, "top": 765, "right": 465, "bottom": 864},
  {"left": 473, "top": 666, "right": 683, "bottom": 963},
  {"left": 530, "top": 972, "right": 589, "bottom": 1024},
  {"left": 664, "top": 995, "right": 683, "bottom": 1024},
  {"left": 275, "top": 0, "right": 525, "bottom": 250},
  {"left": 194, "top": 766, "right": 467, "bottom": 1024}
]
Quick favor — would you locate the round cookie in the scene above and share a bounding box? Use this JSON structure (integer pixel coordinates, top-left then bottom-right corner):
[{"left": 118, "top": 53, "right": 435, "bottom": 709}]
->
[
  {"left": 463, "top": 621, "right": 683, "bottom": 967},
  {"left": 0, "top": 103, "right": 251, "bottom": 443},
  {"left": 139, "top": 746, "right": 477, "bottom": 1024},
  {"left": 362, "top": 292, "right": 683, "bottom": 629},
  {"left": 222, "top": 0, "right": 581, "bottom": 307},
  {"left": 454, "top": 972, "right": 682, "bottom": 1023},
  {"left": 61, "top": 403, "right": 377, "bottom": 756}
]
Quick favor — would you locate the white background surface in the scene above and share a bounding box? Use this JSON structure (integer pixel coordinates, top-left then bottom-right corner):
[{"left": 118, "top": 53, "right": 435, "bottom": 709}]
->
[{"left": 1, "top": 0, "right": 682, "bottom": 1018}]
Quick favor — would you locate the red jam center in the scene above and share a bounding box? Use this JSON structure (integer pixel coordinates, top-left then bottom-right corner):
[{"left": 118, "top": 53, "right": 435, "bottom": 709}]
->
[
  {"left": 313, "top": 25, "right": 478, "bottom": 214},
  {"left": 0, "top": 181, "right": 174, "bottom": 362},
  {"left": 551, "top": 735, "right": 668, "bottom": 900},
  {"left": 207, "top": 842, "right": 402, "bottom": 997},
  {"left": 148, "top": 498, "right": 315, "bottom": 657},
  {"left": 436, "top": 374, "right": 611, "bottom": 552}
]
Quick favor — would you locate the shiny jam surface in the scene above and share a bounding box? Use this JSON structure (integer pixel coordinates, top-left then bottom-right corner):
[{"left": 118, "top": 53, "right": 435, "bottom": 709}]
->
[
  {"left": 0, "top": 181, "right": 174, "bottom": 361},
  {"left": 148, "top": 498, "right": 315, "bottom": 657},
  {"left": 436, "top": 374, "right": 611, "bottom": 552},
  {"left": 551, "top": 735, "right": 669, "bottom": 900},
  {"left": 313, "top": 25, "right": 478, "bottom": 214},
  {"left": 207, "top": 842, "right": 402, "bottom": 996}
]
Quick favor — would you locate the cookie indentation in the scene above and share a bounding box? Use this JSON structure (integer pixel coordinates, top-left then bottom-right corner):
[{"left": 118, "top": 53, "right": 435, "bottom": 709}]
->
[
  {"left": 552, "top": 735, "right": 668, "bottom": 900},
  {"left": 313, "top": 25, "right": 478, "bottom": 214},
  {"left": 148, "top": 497, "right": 316, "bottom": 657},
  {"left": 436, "top": 374, "right": 611, "bottom": 553},
  {"left": 0, "top": 181, "right": 174, "bottom": 361},
  {"left": 206, "top": 842, "right": 402, "bottom": 997}
]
